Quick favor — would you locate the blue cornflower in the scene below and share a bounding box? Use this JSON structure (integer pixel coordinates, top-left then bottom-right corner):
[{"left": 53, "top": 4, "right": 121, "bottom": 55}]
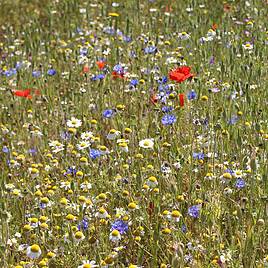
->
[
  {"left": 32, "top": 70, "right": 41, "bottom": 77},
  {"left": 187, "top": 205, "right": 200, "bottom": 218},
  {"left": 228, "top": 116, "right": 239, "bottom": 125},
  {"left": 3, "top": 68, "right": 17, "bottom": 77},
  {"left": 60, "top": 131, "right": 71, "bottom": 141},
  {"left": 15, "top": 62, "right": 23, "bottom": 70},
  {"left": 47, "top": 69, "right": 56, "bottom": 76},
  {"left": 40, "top": 203, "right": 46, "bottom": 209},
  {"left": 113, "top": 64, "right": 124, "bottom": 74},
  {"left": 89, "top": 149, "right": 102, "bottom": 159},
  {"left": 130, "top": 79, "right": 138, "bottom": 86},
  {"left": 28, "top": 148, "right": 37, "bottom": 155},
  {"left": 224, "top": 168, "right": 235, "bottom": 175},
  {"left": 235, "top": 178, "right": 246, "bottom": 189},
  {"left": 65, "top": 167, "right": 77, "bottom": 176},
  {"left": 123, "top": 35, "right": 132, "bottom": 42},
  {"left": 193, "top": 152, "right": 204, "bottom": 160},
  {"left": 162, "top": 106, "right": 173, "bottom": 113},
  {"left": 209, "top": 56, "right": 215, "bottom": 65},
  {"left": 111, "top": 220, "right": 129, "bottom": 235},
  {"left": 187, "top": 90, "right": 197, "bottom": 100},
  {"left": 158, "top": 84, "right": 170, "bottom": 93},
  {"left": 80, "top": 47, "right": 88, "bottom": 56},
  {"left": 97, "top": 74, "right": 105, "bottom": 80},
  {"left": 181, "top": 224, "right": 187, "bottom": 233},
  {"left": 144, "top": 46, "right": 157, "bottom": 54},
  {"left": 2, "top": 146, "right": 9, "bottom": 153},
  {"left": 78, "top": 218, "right": 89, "bottom": 231},
  {"left": 129, "top": 50, "right": 137, "bottom": 58},
  {"left": 161, "top": 114, "right": 176, "bottom": 125},
  {"left": 103, "top": 26, "right": 115, "bottom": 35},
  {"left": 103, "top": 109, "right": 114, "bottom": 118},
  {"left": 158, "top": 76, "right": 168, "bottom": 84}
]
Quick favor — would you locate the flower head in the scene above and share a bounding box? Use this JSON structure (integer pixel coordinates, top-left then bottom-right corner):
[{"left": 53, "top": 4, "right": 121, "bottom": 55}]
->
[
  {"left": 139, "top": 139, "right": 154, "bottom": 149},
  {"left": 187, "top": 205, "right": 200, "bottom": 218},
  {"left": 169, "top": 66, "right": 193, "bottom": 83},
  {"left": 26, "top": 244, "right": 42, "bottom": 259},
  {"left": 161, "top": 114, "right": 176, "bottom": 125},
  {"left": 111, "top": 220, "right": 128, "bottom": 235}
]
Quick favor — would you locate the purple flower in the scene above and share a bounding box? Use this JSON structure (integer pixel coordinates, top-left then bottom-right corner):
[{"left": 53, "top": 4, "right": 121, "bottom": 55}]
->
[
  {"left": 235, "top": 178, "right": 246, "bottom": 189},
  {"left": 47, "top": 69, "right": 56, "bottom": 76},
  {"left": 89, "top": 149, "right": 102, "bottom": 159},
  {"left": 102, "top": 109, "right": 114, "bottom": 118},
  {"left": 228, "top": 116, "right": 239, "bottom": 125},
  {"left": 209, "top": 56, "right": 215, "bottom": 65},
  {"left": 65, "top": 167, "right": 77, "bottom": 176},
  {"left": 225, "top": 168, "right": 235, "bottom": 175},
  {"left": 162, "top": 106, "right": 173, "bottom": 113},
  {"left": 113, "top": 64, "right": 124, "bottom": 75},
  {"left": 161, "top": 114, "right": 176, "bottom": 125},
  {"left": 181, "top": 224, "right": 187, "bottom": 233},
  {"left": 130, "top": 79, "right": 138, "bottom": 86},
  {"left": 111, "top": 220, "right": 128, "bottom": 235},
  {"left": 123, "top": 35, "right": 132, "bottom": 43},
  {"left": 32, "top": 70, "right": 41, "bottom": 77},
  {"left": 78, "top": 218, "right": 89, "bottom": 230},
  {"left": 193, "top": 152, "right": 204, "bottom": 160},
  {"left": 188, "top": 205, "right": 200, "bottom": 218},
  {"left": 144, "top": 46, "right": 157, "bottom": 54},
  {"left": 28, "top": 148, "right": 37, "bottom": 155},
  {"left": 80, "top": 47, "right": 88, "bottom": 56},
  {"left": 2, "top": 146, "right": 9, "bottom": 153},
  {"left": 187, "top": 90, "right": 197, "bottom": 100}
]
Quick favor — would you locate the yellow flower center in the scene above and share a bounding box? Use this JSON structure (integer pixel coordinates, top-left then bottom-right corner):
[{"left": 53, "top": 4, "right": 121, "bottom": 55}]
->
[
  {"left": 30, "top": 244, "right": 40, "bottom": 253},
  {"left": 111, "top": 230, "right": 120, "bottom": 236},
  {"left": 128, "top": 202, "right": 137, "bottom": 209},
  {"left": 74, "top": 231, "right": 83, "bottom": 239},
  {"left": 83, "top": 264, "right": 92, "bottom": 268},
  {"left": 171, "top": 210, "right": 181, "bottom": 218}
]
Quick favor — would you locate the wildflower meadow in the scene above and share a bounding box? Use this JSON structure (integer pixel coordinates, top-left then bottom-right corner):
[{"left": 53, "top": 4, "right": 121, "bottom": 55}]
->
[{"left": 0, "top": 0, "right": 267, "bottom": 267}]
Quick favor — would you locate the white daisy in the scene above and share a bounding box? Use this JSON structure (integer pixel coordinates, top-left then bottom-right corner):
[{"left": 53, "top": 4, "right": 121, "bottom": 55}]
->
[
  {"left": 78, "top": 260, "right": 99, "bottom": 268},
  {"left": 107, "top": 129, "right": 121, "bottom": 140},
  {"left": 95, "top": 208, "right": 109, "bottom": 219},
  {"left": 67, "top": 117, "right": 82, "bottom": 128},
  {"left": 242, "top": 42, "right": 253, "bottom": 50},
  {"left": 139, "top": 138, "right": 154, "bottom": 149},
  {"left": 26, "top": 244, "right": 42, "bottom": 259},
  {"left": 77, "top": 141, "right": 91, "bottom": 150},
  {"left": 109, "top": 229, "right": 121, "bottom": 242},
  {"left": 81, "top": 131, "right": 94, "bottom": 140},
  {"left": 73, "top": 231, "right": 85, "bottom": 243}
]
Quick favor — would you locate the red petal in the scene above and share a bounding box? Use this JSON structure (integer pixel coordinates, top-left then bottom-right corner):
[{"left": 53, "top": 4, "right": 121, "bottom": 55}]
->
[
  {"left": 96, "top": 61, "right": 106, "bottom": 70},
  {"left": 13, "top": 89, "right": 31, "bottom": 97},
  {"left": 179, "top": 93, "right": 185, "bottom": 107},
  {"left": 177, "top": 66, "right": 191, "bottom": 75}
]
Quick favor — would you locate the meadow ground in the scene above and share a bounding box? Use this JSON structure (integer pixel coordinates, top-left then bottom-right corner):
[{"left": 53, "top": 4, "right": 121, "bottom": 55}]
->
[{"left": 0, "top": 0, "right": 267, "bottom": 267}]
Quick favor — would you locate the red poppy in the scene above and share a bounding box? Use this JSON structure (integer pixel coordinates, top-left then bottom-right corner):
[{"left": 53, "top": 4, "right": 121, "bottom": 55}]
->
[
  {"left": 13, "top": 88, "right": 40, "bottom": 99},
  {"left": 13, "top": 89, "right": 32, "bottom": 99},
  {"left": 179, "top": 93, "right": 184, "bottom": 107},
  {"left": 112, "top": 71, "right": 125, "bottom": 79},
  {"left": 169, "top": 66, "right": 194, "bottom": 83},
  {"left": 96, "top": 61, "right": 106, "bottom": 70}
]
